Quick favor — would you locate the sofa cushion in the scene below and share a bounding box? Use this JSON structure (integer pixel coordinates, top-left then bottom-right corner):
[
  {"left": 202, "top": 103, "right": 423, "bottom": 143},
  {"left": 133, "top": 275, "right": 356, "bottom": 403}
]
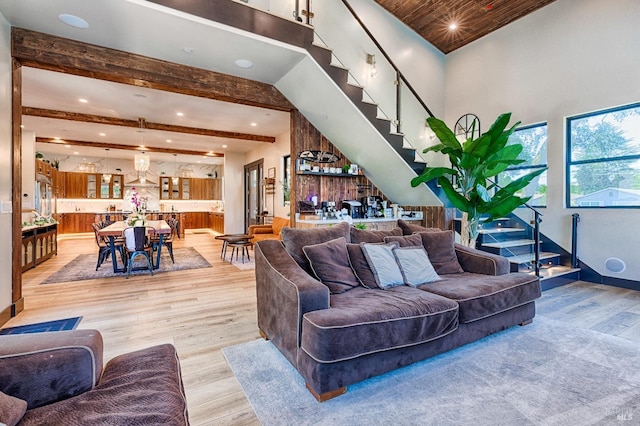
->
[
  {"left": 393, "top": 246, "right": 441, "bottom": 287},
  {"left": 0, "top": 391, "right": 27, "bottom": 426},
  {"left": 19, "top": 344, "right": 189, "bottom": 426},
  {"left": 350, "top": 226, "right": 402, "bottom": 243},
  {"left": 397, "top": 219, "right": 440, "bottom": 235},
  {"left": 281, "top": 222, "right": 351, "bottom": 272},
  {"left": 301, "top": 286, "right": 459, "bottom": 362},
  {"left": 419, "top": 272, "right": 541, "bottom": 323},
  {"left": 303, "top": 237, "right": 360, "bottom": 294},
  {"left": 360, "top": 242, "right": 404, "bottom": 289},
  {"left": 418, "top": 230, "right": 464, "bottom": 274},
  {"left": 383, "top": 233, "right": 423, "bottom": 247},
  {"left": 346, "top": 244, "right": 377, "bottom": 289}
]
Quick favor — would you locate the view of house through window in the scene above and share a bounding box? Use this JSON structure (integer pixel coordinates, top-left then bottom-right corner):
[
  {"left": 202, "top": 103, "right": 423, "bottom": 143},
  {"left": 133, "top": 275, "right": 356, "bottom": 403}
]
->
[
  {"left": 567, "top": 103, "right": 640, "bottom": 207},
  {"left": 500, "top": 122, "right": 548, "bottom": 207}
]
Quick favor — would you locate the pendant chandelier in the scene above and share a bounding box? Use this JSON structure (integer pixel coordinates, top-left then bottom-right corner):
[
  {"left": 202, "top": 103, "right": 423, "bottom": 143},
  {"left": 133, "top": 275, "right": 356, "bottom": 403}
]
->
[
  {"left": 134, "top": 118, "right": 150, "bottom": 172},
  {"left": 102, "top": 148, "right": 112, "bottom": 183},
  {"left": 172, "top": 154, "right": 179, "bottom": 186}
]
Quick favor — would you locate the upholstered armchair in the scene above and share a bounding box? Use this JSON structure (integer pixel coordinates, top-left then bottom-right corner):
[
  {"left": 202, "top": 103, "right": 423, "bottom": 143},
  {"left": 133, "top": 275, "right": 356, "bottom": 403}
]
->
[
  {"left": 248, "top": 216, "right": 289, "bottom": 243},
  {"left": 0, "top": 329, "right": 189, "bottom": 425}
]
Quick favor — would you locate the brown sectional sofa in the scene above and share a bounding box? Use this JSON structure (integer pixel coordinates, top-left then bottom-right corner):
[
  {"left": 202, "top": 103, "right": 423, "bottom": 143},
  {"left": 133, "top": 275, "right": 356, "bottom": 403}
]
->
[
  {"left": 0, "top": 329, "right": 189, "bottom": 425},
  {"left": 255, "top": 221, "right": 541, "bottom": 401}
]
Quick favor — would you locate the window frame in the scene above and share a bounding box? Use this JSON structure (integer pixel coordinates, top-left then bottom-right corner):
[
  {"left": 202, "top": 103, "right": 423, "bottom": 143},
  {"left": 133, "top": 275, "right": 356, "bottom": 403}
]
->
[
  {"left": 502, "top": 121, "right": 548, "bottom": 208},
  {"left": 566, "top": 101, "right": 640, "bottom": 209}
]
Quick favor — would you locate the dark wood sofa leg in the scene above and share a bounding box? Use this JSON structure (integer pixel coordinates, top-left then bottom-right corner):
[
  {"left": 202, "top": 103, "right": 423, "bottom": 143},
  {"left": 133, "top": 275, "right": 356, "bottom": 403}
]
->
[
  {"left": 519, "top": 319, "right": 533, "bottom": 326},
  {"left": 306, "top": 383, "right": 347, "bottom": 402}
]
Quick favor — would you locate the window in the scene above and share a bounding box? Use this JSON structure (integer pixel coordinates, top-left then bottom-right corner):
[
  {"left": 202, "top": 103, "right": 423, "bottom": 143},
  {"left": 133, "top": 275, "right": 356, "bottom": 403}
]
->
[
  {"left": 282, "top": 155, "right": 291, "bottom": 205},
  {"left": 501, "top": 122, "right": 548, "bottom": 207},
  {"left": 567, "top": 102, "right": 640, "bottom": 208}
]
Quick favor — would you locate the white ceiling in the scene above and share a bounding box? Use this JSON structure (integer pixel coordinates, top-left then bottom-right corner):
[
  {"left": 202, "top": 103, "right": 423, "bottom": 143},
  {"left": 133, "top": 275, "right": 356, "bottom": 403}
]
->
[{"left": 0, "top": 0, "right": 308, "bottom": 164}]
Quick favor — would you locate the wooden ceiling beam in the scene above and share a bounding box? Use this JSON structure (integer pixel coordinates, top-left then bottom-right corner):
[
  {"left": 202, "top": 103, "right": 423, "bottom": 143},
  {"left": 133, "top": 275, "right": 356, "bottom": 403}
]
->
[
  {"left": 12, "top": 27, "right": 294, "bottom": 112},
  {"left": 23, "top": 107, "right": 275, "bottom": 143},
  {"left": 36, "top": 137, "right": 224, "bottom": 158}
]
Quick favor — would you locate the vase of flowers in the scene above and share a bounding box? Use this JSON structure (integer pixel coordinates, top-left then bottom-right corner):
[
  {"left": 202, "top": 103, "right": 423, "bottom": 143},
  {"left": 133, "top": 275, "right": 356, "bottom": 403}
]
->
[{"left": 128, "top": 187, "right": 147, "bottom": 226}]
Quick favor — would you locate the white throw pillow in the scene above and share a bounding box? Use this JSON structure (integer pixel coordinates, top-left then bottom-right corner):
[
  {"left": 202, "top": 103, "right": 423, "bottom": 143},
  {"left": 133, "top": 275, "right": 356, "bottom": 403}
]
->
[{"left": 393, "top": 246, "right": 441, "bottom": 286}]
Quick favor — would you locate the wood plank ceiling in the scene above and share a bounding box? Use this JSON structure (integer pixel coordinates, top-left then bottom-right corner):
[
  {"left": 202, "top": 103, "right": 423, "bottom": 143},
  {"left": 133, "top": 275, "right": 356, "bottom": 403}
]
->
[{"left": 374, "top": 0, "right": 557, "bottom": 54}]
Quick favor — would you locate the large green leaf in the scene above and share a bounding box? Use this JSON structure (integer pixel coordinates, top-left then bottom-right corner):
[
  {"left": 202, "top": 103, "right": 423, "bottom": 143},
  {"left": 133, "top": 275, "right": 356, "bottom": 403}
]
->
[
  {"left": 462, "top": 133, "right": 491, "bottom": 158},
  {"left": 410, "top": 167, "right": 455, "bottom": 187},
  {"left": 427, "top": 117, "right": 461, "bottom": 151},
  {"left": 484, "top": 113, "right": 512, "bottom": 141},
  {"left": 439, "top": 177, "right": 470, "bottom": 212}
]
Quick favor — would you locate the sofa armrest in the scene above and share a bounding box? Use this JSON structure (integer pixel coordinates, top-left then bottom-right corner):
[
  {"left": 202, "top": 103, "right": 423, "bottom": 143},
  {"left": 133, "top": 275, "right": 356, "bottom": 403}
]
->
[
  {"left": 0, "top": 329, "right": 103, "bottom": 409},
  {"left": 455, "top": 243, "right": 510, "bottom": 276},
  {"left": 248, "top": 224, "right": 273, "bottom": 235},
  {"left": 255, "top": 240, "right": 329, "bottom": 367}
]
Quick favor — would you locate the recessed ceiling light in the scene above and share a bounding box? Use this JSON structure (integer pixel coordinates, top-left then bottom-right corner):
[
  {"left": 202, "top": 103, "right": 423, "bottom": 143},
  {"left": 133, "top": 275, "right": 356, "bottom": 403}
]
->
[
  {"left": 166, "top": 139, "right": 172, "bottom": 143},
  {"left": 20, "top": 124, "right": 24, "bottom": 128},
  {"left": 449, "top": 23, "right": 458, "bottom": 31},
  {"left": 176, "top": 112, "right": 184, "bottom": 117},
  {"left": 133, "top": 93, "right": 147, "bottom": 98},
  {"left": 53, "top": 137, "right": 61, "bottom": 140},
  {"left": 65, "top": 145, "right": 71, "bottom": 148},
  {"left": 183, "top": 47, "right": 194, "bottom": 54},
  {"left": 222, "top": 144, "right": 228, "bottom": 148},
  {"left": 99, "top": 132, "right": 106, "bottom": 137},
  {"left": 234, "top": 59, "right": 253, "bottom": 69},
  {"left": 250, "top": 122, "right": 257, "bottom": 127},
  {"left": 73, "top": 151, "right": 79, "bottom": 155},
  {"left": 58, "top": 13, "right": 89, "bottom": 29},
  {"left": 79, "top": 98, "right": 88, "bottom": 103}
]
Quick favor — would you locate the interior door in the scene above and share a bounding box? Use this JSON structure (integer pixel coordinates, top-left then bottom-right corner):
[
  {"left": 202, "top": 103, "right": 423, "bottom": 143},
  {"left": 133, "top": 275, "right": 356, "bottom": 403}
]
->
[{"left": 244, "top": 159, "right": 263, "bottom": 232}]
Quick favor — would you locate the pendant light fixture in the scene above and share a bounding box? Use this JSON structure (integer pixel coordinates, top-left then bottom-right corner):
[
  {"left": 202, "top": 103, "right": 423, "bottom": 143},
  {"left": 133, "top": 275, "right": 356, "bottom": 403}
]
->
[
  {"left": 134, "top": 118, "right": 150, "bottom": 173},
  {"left": 102, "top": 148, "right": 112, "bottom": 183},
  {"left": 172, "top": 154, "right": 179, "bottom": 186}
]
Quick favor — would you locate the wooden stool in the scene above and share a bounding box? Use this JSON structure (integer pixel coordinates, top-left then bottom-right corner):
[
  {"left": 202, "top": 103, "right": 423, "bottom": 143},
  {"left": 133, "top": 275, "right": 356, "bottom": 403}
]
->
[{"left": 227, "top": 241, "right": 252, "bottom": 264}]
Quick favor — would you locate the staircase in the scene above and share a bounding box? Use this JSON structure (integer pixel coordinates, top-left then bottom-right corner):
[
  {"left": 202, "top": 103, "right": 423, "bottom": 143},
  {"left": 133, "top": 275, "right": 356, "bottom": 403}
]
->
[{"left": 473, "top": 216, "right": 580, "bottom": 289}]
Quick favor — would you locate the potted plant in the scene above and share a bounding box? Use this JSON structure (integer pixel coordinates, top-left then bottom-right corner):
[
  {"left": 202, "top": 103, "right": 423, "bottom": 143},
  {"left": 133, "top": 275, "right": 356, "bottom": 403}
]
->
[{"left": 411, "top": 113, "right": 546, "bottom": 247}]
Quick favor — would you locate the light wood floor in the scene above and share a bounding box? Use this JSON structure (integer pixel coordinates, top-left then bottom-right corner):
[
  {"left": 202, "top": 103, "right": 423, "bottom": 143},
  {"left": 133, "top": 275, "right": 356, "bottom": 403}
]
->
[
  {"left": 11, "top": 233, "right": 640, "bottom": 425},
  {"left": 14, "top": 230, "right": 261, "bottom": 426}
]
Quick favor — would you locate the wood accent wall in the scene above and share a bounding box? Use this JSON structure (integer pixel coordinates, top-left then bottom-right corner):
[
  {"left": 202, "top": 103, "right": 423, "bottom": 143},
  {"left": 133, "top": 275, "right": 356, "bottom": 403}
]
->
[{"left": 290, "top": 111, "right": 446, "bottom": 228}]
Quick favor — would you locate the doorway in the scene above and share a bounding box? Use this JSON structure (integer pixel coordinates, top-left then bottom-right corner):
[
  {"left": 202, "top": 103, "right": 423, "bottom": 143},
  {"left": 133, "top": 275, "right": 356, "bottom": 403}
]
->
[{"left": 244, "top": 159, "right": 264, "bottom": 231}]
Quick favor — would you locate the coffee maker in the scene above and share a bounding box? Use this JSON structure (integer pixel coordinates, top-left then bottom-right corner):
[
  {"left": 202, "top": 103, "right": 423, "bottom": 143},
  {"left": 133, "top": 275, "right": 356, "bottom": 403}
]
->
[
  {"left": 341, "top": 200, "right": 362, "bottom": 218},
  {"left": 361, "top": 196, "right": 384, "bottom": 218}
]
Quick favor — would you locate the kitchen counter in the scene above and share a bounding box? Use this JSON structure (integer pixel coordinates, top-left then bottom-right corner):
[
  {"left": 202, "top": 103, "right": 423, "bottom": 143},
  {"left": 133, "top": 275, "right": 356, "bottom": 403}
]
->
[
  {"left": 21, "top": 222, "right": 58, "bottom": 272},
  {"left": 295, "top": 217, "right": 422, "bottom": 231}
]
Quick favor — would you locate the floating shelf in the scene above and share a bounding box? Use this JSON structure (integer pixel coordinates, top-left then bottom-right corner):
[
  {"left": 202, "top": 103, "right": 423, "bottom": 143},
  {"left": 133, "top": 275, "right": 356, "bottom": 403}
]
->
[{"left": 297, "top": 171, "right": 360, "bottom": 177}]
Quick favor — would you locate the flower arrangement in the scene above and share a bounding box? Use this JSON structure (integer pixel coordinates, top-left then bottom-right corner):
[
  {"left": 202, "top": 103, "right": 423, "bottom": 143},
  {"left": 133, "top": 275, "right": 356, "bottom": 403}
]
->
[{"left": 128, "top": 187, "right": 148, "bottom": 226}]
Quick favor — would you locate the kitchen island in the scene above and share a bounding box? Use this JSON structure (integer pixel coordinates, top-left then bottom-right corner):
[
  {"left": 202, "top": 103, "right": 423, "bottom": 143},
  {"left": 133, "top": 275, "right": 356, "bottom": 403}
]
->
[{"left": 21, "top": 222, "right": 57, "bottom": 272}]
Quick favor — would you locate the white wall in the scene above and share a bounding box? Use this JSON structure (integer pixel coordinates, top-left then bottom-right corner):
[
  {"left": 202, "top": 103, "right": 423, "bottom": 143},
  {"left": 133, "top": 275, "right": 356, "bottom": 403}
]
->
[
  {"left": 244, "top": 129, "right": 291, "bottom": 219},
  {"left": 445, "top": 0, "right": 640, "bottom": 282},
  {"left": 0, "top": 13, "right": 12, "bottom": 315},
  {"left": 21, "top": 131, "right": 35, "bottom": 213},
  {"left": 223, "top": 152, "right": 246, "bottom": 234}
]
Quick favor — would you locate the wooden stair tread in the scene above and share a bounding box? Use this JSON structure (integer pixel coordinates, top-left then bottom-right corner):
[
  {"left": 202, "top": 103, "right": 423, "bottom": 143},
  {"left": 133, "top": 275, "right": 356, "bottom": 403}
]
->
[{"left": 534, "top": 266, "right": 581, "bottom": 280}]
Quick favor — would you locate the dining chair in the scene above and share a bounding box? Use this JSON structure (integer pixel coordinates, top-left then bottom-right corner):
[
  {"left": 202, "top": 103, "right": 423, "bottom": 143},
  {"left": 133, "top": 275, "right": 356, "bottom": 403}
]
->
[
  {"left": 92, "top": 222, "right": 124, "bottom": 271},
  {"left": 151, "top": 218, "right": 178, "bottom": 263},
  {"left": 123, "top": 226, "right": 155, "bottom": 278}
]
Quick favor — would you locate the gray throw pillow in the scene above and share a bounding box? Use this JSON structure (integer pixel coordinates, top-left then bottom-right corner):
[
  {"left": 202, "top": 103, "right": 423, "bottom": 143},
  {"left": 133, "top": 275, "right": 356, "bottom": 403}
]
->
[
  {"left": 360, "top": 242, "right": 404, "bottom": 289},
  {"left": 281, "top": 222, "right": 351, "bottom": 272},
  {"left": 417, "top": 230, "right": 464, "bottom": 274},
  {"left": 393, "top": 246, "right": 441, "bottom": 286},
  {"left": 350, "top": 226, "right": 402, "bottom": 243},
  {"left": 303, "top": 237, "right": 360, "bottom": 294},
  {"left": 397, "top": 219, "right": 440, "bottom": 235}
]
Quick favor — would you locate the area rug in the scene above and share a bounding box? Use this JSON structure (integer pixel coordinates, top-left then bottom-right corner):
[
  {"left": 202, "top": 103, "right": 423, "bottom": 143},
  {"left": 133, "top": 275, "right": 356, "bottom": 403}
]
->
[
  {"left": 41, "top": 247, "right": 211, "bottom": 284},
  {"left": 0, "top": 317, "right": 82, "bottom": 335},
  {"left": 223, "top": 317, "right": 640, "bottom": 425},
  {"left": 232, "top": 259, "right": 255, "bottom": 271}
]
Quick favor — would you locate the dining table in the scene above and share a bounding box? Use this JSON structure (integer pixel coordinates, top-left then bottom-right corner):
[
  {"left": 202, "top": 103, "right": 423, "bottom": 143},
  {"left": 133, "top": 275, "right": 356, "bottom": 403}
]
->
[{"left": 97, "top": 220, "right": 172, "bottom": 273}]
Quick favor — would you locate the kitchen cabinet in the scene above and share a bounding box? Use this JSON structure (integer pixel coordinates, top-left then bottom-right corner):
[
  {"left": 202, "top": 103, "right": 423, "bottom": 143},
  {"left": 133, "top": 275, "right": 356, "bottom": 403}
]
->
[
  {"left": 160, "top": 176, "right": 183, "bottom": 200},
  {"left": 52, "top": 169, "right": 65, "bottom": 198},
  {"left": 183, "top": 178, "right": 222, "bottom": 200},
  {"left": 181, "top": 178, "right": 190, "bottom": 200},
  {"left": 182, "top": 212, "right": 209, "bottom": 230},
  {"left": 58, "top": 213, "right": 97, "bottom": 234},
  {"left": 64, "top": 172, "right": 87, "bottom": 199},
  {"left": 99, "top": 174, "right": 124, "bottom": 199},
  {"left": 209, "top": 212, "right": 224, "bottom": 233},
  {"left": 35, "top": 159, "right": 53, "bottom": 177}
]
